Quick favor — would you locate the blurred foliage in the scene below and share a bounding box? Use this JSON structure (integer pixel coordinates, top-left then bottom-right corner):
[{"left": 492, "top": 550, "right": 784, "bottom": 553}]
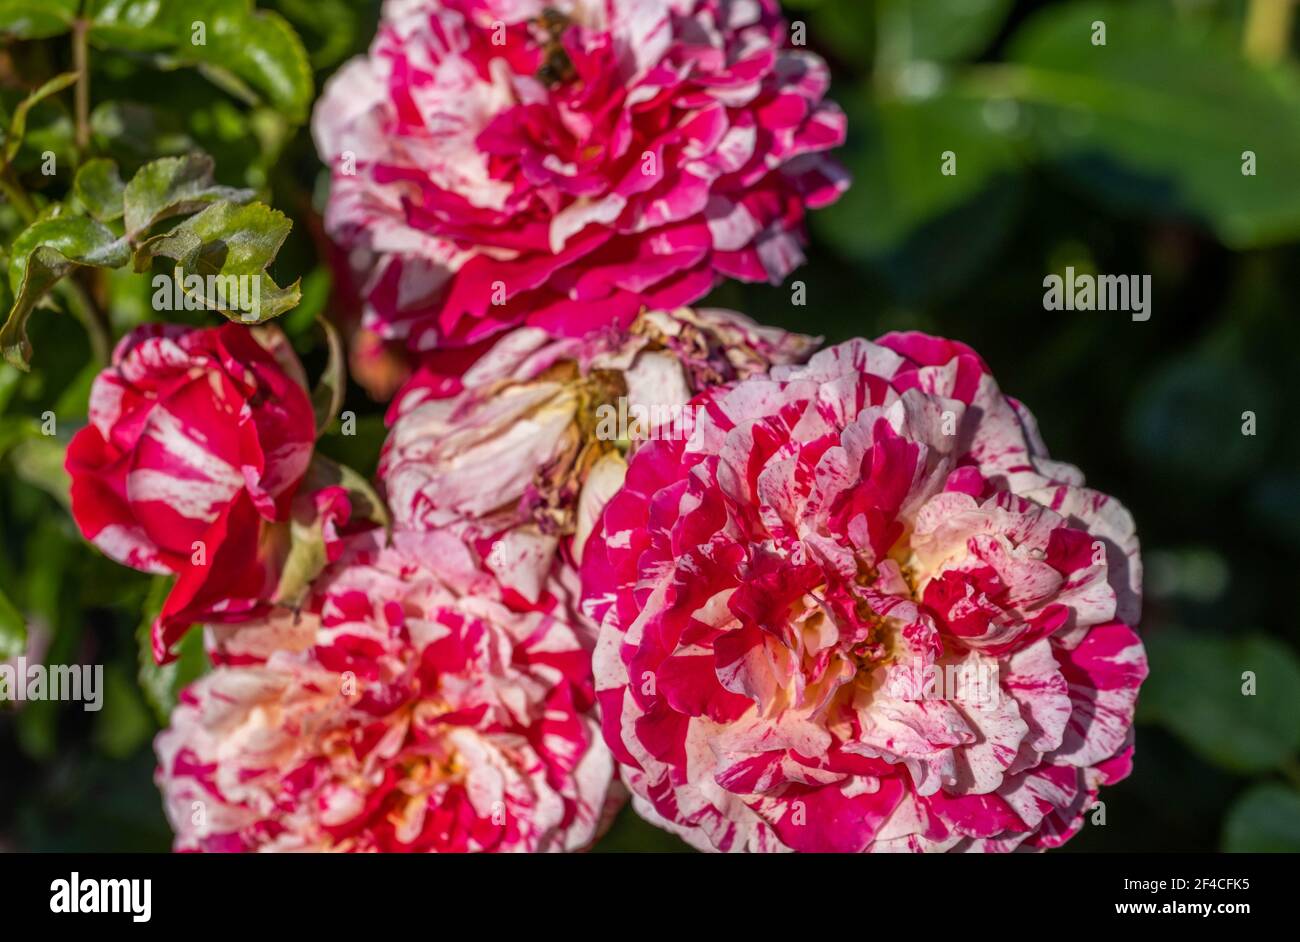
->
[{"left": 1, "top": 0, "right": 1298, "bottom": 853}]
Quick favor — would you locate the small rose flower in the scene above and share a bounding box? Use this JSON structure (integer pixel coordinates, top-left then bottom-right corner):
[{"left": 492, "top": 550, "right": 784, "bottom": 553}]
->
[
  {"left": 379, "top": 307, "right": 816, "bottom": 609},
  {"left": 312, "top": 0, "right": 848, "bottom": 350},
  {"left": 66, "top": 323, "right": 323, "bottom": 662},
  {"left": 581, "top": 333, "right": 1146, "bottom": 852},
  {"left": 155, "top": 530, "right": 617, "bottom": 853}
]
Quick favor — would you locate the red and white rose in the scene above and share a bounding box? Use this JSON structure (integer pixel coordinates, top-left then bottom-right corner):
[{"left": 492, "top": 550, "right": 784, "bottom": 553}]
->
[
  {"left": 155, "top": 530, "right": 616, "bottom": 852},
  {"left": 65, "top": 323, "right": 334, "bottom": 662},
  {"left": 581, "top": 333, "right": 1146, "bottom": 852},
  {"left": 313, "top": 0, "right": 847, "bottom": 350}
]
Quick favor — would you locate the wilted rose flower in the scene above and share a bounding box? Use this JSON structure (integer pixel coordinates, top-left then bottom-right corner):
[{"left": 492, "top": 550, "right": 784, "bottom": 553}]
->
[
  {"left": 65, "top": 323, "right": 325, "bottom": 663},
  {"left": 581, "top": 333, "right": 1146, "bottom": 852},
  {"left": 312, "top": 0, "right": 847, "bottom": 350},
  {"left": 380, "top": 307, "right": 816, "bottom": 607},
  {"left": 155, "top": 530, "right": 616, "bottom": 853}
]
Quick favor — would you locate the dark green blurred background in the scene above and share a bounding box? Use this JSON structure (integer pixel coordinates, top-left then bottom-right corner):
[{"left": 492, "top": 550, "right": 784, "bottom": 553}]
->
[{"left": 2, "top": 0, "right": 1298, "bottom": 853}]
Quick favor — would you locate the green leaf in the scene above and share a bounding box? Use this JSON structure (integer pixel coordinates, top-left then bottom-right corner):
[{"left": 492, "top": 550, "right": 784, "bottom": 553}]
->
[
  {"left": 0, "top": 362, "right": 20, "bottom": 412},
  {"left": 54, "top": 358, "right": 100, "bottom": 419},
  {"left": 271, "top": 453, "right": 387, "bottom": 607},
  {"left": 122, "top": 152, "right": 252, "bottom": 241},
  {"left": 311, "top": 314, "right": 345, "bottom": 437},
  {"left": 814, "top": 91, "right": 1022, "bottom": 301},
  {"left": 1138, "top": 628, "right": 1300, "bottom": 774},
  {"left": 136, "top": 575, "right": 207, "bottom": 725},
  {"left": 305, "top": 452, "right": 390, "bottom": 532},
  {"left": 73, "top": 158, "right": 127, "bottom": 223},
  {"left": 91, "top": 101, "right": 195, "bottom": 167},
  {"left": 134, "top": 198, "right": 300, "bottom": 322},
  {"left": 282, "top": 265, "right": 331, "bottom": 338},
  {"left": 269, "top": 0, "right": 361, "bottom": 70},
  {"left": 199, "top": 6, "right": 314, "bottom": 122},
  {"left": 877, "top": 0, "right": 1011, "bottom": 66},
  {"left": 2, "top": 217, "right": 130, "bottom": 370},
  {"left": 0, "top": 0, "right": 77, "bottom": 39},
  {"left": 2, "top": 71, "right": 79, "bottom": 167},
  {"left": 783, "top": 0, "right": 875, "bottom": 64},
  {"left": 90, "top": 0, "right": 314, "bottom": 124},
  {"left": 9, "top": 436, "right": 72, "bottom": 508},
  {"left": 317, "top": 411, "right": 385, "bottom": 478},
  {"left": 0, "top": 585, "right": 25, "bottom": 659},
  {"left": 0, "top": 88, "right": 74, "bottom": 178},
  {"left": 1007, "top": 0, "right": 1300, "bottom": 247},
  {"left": 103, "top": 261, "right": 153, "bottom": 334},
  {"left": 0, "top": 414, "right": 39, "bottom": 459},
  {"left": 1223, "top": 784, "right": 1300, "bottom": 852},
  {"left": 87, "top": 0, "right": 176, "bottom": 50},
  {"left": 271, "top": 513, "right": 331, "bottom": 608}
]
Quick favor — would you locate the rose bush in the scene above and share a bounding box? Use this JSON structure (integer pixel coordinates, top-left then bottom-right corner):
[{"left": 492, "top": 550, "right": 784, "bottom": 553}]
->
[
  {"left": 155, "top": 530, "right": 616, "bottom": 852},
  {"left": 581, "top": 333, "right": 1146, "bottom": 852},
  {"left": 0, "top": 0, "right": 1224, "bottom": 861},
  {"left": 312, "top": 0, "right": 847, "bottom": 350},
  {"left": 65, "top": 323, "right": 330, "bottom": 663}
]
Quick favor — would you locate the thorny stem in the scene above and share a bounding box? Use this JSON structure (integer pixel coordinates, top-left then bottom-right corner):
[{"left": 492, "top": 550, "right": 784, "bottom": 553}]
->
[
  {"left": 1, "top": 13, "right": 111, "bottom": 366},
  {"left": 58, "top": 275, "right": 111, "bottom": 367},
  {"left": 0, "top": 167, "right": 37, "bottom": 223},
  {"left": 73, "top": 18, "right": 91, "bottom": 153}
]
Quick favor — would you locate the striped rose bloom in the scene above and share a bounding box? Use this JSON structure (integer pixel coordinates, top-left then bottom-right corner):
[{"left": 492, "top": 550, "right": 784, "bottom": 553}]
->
[
  {"left": 379, "top": 307, "right": 817, "bottom": 613},
  {"left": 581, "top": 333, "right": 1146, "bottom": 852},
  {"left": 312, "top": 0, "right": 848, "bottom": 350},
  {"left": 155, "top": 530, "right": 617, "bottom": 853},
  {"left": 66, "top": 323, "right": 320, "bottom": 663}
]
